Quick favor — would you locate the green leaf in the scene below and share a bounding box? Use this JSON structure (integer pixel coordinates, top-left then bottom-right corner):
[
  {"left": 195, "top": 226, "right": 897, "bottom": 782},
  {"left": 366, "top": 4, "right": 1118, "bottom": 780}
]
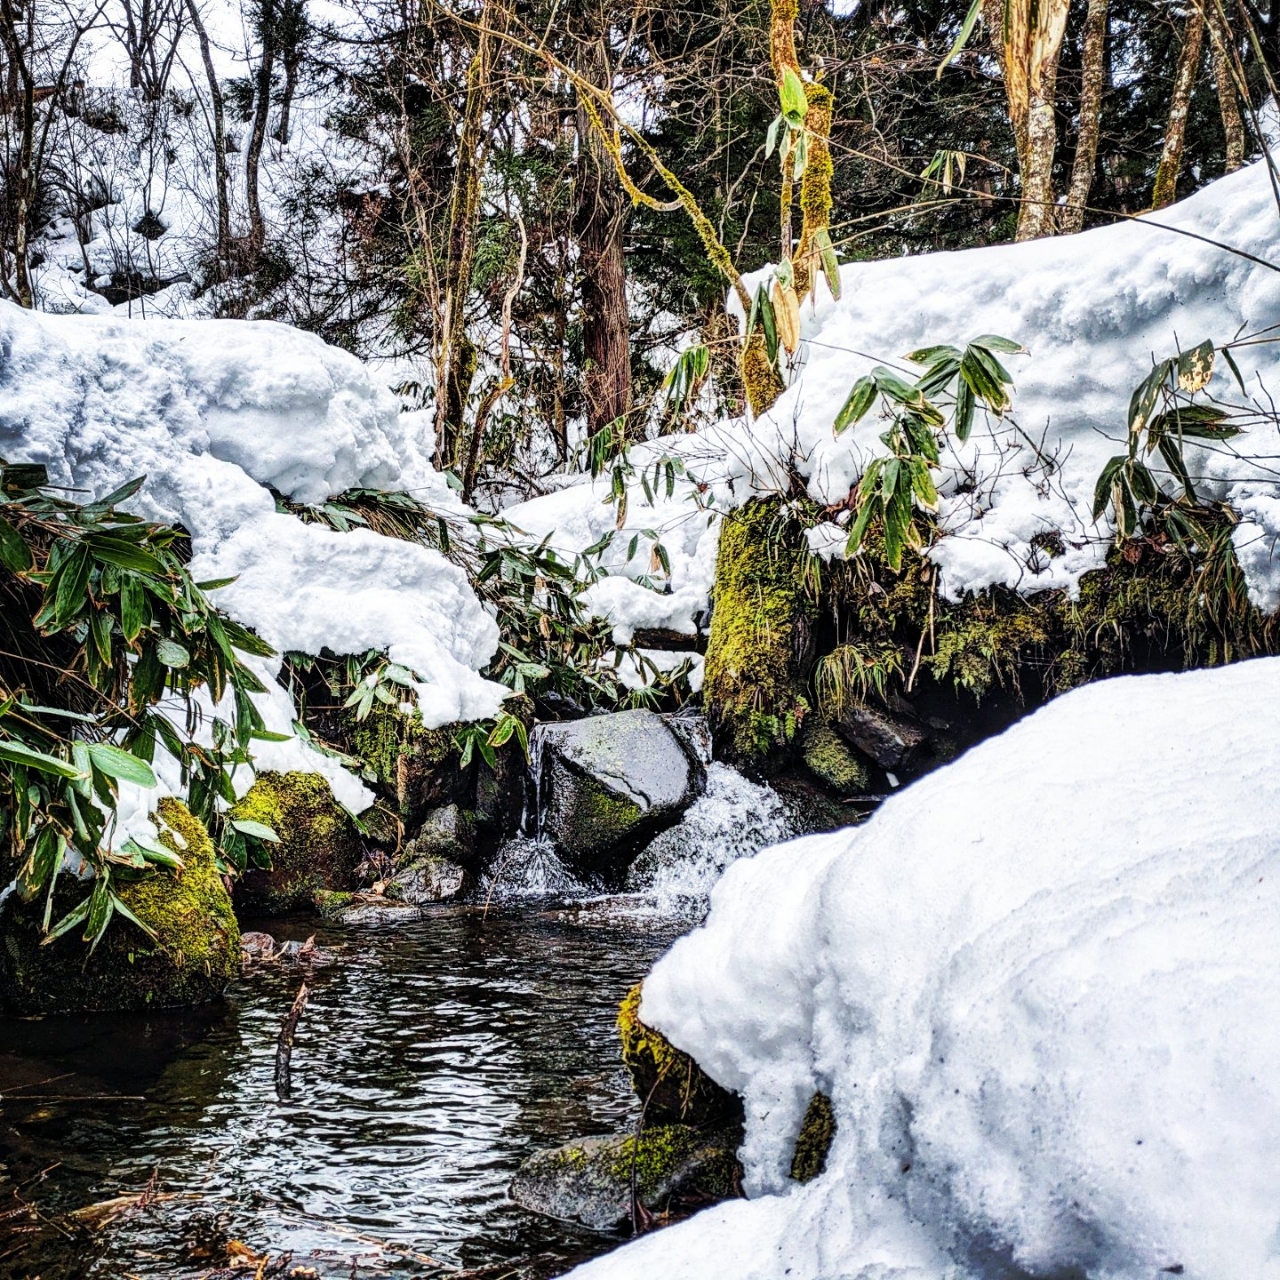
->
[
  {"left": 0, "top": 738, "right": 85, "bottom": 779},
  {"left": 155, "top": 638, "right": 190, "bottom": 669},
  {"left": 971, "top": 334, "right": 1026, "bottom": 355},
  {"left": 813, "top": 228, "right": 841, "bottom": 301},
  {"left": 1157, "top": 434, "right": 1196, "bottom": 503},
  {"left": 1221, "top": 346, "right": 1248, "bottom": 395},
  {"left": 765, "top": 113, "right": 785, "bottom": 159},
  {"left": 86, "top": 742, "right": 158, "bottom": 787},
  {"left": 936, "top": 0, "right": 982, "bottom": 78},
  {"left": 195, "top": 576, "right": 238, "bottom": 591},
  {"left": 0, "top": 514, "right": 33, "bottom": 572},
  {"left": 834, "top": 376, "right": 877, "bottom": 435},
  {"left": 120, "top": 575, "right": 146, "bottom": 642},
  {"left": 1128, "top": 359, "right": 1174, "bottom": 438},
  {"left": 110, "top": 891, "right": 159, "bottom": 941},
  {"left": 44, "top": 896, "right": 91, "bottom": 943},
  {"left": 85, "top": 876, "right": 114, "bottom": 952},
  {"left": 1093, "top": 455, "right": 1128, "bottom": 520},
  {"left": 1176, "top": 339, "right": 1215, "bottom": 392},
  {"left": 84, "top": 534, "right": 166, "bottom": 575},
  {"left": 1, "top": 463, "right": 49, "bottom": 494},
  {"left": 953, "top": 378, "right": 976, "bottom": 442},
  {"left": 905, "top": 344, "right": 961, "bottom": 366},
  {"left": 231, "top": 818, "right": 281, "bottom": 843},
  {"left": 780, "top": 67, "right": 808, "bottom": 122},
  {"left": 52, "top": 545, "right": 92, "bottom": 629}
]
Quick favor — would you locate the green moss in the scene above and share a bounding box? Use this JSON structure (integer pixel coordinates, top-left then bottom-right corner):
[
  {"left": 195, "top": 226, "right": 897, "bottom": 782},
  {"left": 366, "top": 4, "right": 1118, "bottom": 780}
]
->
[
  {"left": 740, "top": 331, "right": 785, "bottom": 418},
  {"left": 618, "top": 984, "right": 740, "bottom": 1126},
  {"left": 789, "top": 1091, "right": 836, "bottom": 1183},
  {"left": 800, "top": 723, "right": 871, "bottom": 796},
  {"left": 554, "top": 776, "right": 642, "bottom": 860},
  {"left": 703, "top": 499, "right": 814, "bottom": 770},
  {"left": 231, "top": 771, "right": 361, "bottom": 916},
  {"left": 314, "top": 889, "right": 354, "bottom": 921},
  {"left": 606, "top": 1125, "right": 737, "bottom": 1202},
  {"left": 0, "top": 799, "right": 240, "bottom": 1016}
]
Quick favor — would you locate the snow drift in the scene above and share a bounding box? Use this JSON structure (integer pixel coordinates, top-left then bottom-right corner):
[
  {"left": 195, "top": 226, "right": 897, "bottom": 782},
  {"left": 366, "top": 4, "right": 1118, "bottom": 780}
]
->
[
  {"left": 572, "top": 656, "right": 1280, "bottom": 1280},
  {"left": 511, "top": 156, "right": 1280, "bottom": 646},
  {"left": 0, "top": 299, "right": 504, "bottom": 731}
]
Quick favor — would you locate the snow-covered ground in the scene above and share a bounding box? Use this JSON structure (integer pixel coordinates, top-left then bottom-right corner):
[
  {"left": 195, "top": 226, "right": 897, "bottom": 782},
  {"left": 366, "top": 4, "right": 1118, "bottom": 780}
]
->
[
  {"left": 510, "top": 155, "right": 1280, "bottom": 644},
  {"left": 0, "top": 299, "right": 507, "bottom": 821},
  {"left": 572, "top": 655, "right": 1280, "bottom": 1280}
]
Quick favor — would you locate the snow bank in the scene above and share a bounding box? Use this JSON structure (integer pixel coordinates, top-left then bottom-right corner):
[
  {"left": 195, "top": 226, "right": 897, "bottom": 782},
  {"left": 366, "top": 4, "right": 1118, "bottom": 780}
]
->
[
  {"left": 0, "top": 300, "right": 505, "bottom": 755},
  {"left": 573, "top": 656, "right": 1280, "bottom": 1280},
  {"left": 512, "top": 157, "right": 1280, "bottom": 635}
]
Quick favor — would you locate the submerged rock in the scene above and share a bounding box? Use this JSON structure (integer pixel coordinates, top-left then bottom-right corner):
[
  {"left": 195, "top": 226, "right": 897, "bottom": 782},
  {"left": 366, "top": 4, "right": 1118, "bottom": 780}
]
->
[
  {"left": 617, "top": 984, "right": 741, "bottom": 1127},
  {"left": 537, "top": 709, "right": 705, "bottom": 881},
  {"left": 0, "top": 799, "right": 240, "bottom": 1015},
  {"left": 509, "top": 1123, "right": 741, "bottom": 1231},
  {"left": 231, "top": 772, "right": 362, "bottom": 916}
]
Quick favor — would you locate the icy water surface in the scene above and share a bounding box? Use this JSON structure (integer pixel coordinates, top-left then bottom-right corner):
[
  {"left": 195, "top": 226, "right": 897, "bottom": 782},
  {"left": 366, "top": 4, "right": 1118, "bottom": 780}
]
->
[{"left": 0, "top": 907, "right": 683, "bottom": 1279}]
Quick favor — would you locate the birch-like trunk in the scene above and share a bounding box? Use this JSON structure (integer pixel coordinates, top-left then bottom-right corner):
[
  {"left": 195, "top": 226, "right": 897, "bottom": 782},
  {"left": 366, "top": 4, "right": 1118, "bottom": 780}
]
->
[
  {"left": 1206, "top": 2, "right": 1245, "bottom": 171},
  {"left": 1061, "top": 0, "right": 1109, "bottom": 234},
  {"left": 1152, "top": 6, "right": 1206, "bottom": 208}
]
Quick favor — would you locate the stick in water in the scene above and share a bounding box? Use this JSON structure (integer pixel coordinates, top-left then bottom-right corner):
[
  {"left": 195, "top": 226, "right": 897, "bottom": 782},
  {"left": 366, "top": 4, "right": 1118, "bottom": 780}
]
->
[{"left": 275, "top": 982, "right": 310, "bottom": 1101}]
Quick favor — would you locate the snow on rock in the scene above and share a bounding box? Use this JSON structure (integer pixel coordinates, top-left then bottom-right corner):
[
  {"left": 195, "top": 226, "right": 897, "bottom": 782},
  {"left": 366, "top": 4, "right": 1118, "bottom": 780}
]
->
[
  {"left": 512, "top": 157, "right": 1280, "bottom": 629},
  {"left": 0, "top": 300, "right": 506, "bottom": 747},
  {"left": 572, "top": 656, "right": 1280, "bottom": 1280}
]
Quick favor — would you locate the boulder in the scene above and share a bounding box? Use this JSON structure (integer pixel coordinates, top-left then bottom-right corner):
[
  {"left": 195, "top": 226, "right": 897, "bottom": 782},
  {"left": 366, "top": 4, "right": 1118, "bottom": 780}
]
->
[
  {"left": 617, "top": 984, "right": 741, "bottom": 1127},
  {"left": 537, "top": 709, "right": 705, "bottom": 881},
  {"left": 396, "top": 855, "right": 468, "bottom": 904},
  {"left": 0, "top": 799, "right": 240, "bottom": 1016},
  {"left": 231, "top": 772, "right": 363, "bottom": 916},
  {"left": 833, "top": 702, "right": 927, "bottom": 770},
  {"left": 315, "top": 890, "right": 422, "bottom": 926},
  {"left": 509, "top": 1124, "right": 740, "bottom": 1231}
]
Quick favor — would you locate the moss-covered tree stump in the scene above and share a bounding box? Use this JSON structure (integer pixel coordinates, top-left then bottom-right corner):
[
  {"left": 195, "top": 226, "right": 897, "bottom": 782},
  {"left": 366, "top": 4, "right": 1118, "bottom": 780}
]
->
[
  {"left": 231, "top": 771, "right": 362, "bottom": 915},
  {"left": 702, "top": 498, "right": 813, "bottom": 772},
  {"left": 0, "top": 799, "right": 241, "bottom": 1016}
]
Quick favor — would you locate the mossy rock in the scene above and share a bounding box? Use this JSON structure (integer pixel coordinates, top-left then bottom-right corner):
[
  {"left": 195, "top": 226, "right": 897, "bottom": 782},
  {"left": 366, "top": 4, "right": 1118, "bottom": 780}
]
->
[
  {"left": 0, "top": 799, "right": 240, "bottom": 1016},
  {"left": 509, "top": 1123, "right": 741, "bottom": 1231},
  {"left": 789, "top": 1091, "right": 836, "bottom": 1184},
  {"left": 618, "top": 984, "right": 741, "bottom": 1127},
  {"left": 703, "top": 498, "right": 813, "bottom": 773},
  {"left": 231, "top": 771, "right": 362, "bottom": 916},
  {"left": 799, "top": 722, "right": 873, "bottom": 797}
]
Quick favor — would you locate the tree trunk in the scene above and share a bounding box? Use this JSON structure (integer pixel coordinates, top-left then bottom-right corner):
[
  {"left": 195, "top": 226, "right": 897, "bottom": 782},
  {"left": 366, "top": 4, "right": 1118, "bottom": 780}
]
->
[
  {"left": 246, "top": 0, "right": 277, "bottom": 252},
  {"left": 434, "top": 0, "right": 504, "bottom": 470},
  {"left": 575, "top": 25, "right": 631, "bottom": 440},
  {"left": 1207, "top": 2, "right": 1245, "bottom": 172},
  {"left": 1060, "top": 0, "right": 1108, "bottom": 234},
  {"left": 0, "top": 0, "right": 35, "bottom": 307},
  {"left": 185, "top": 0, "right": 231, "bottom": 271},
  {"left": 275, "top": 51, "right": 299, "bottom": 144},
  {"left": 983, "top": 0, "right": 1072, "bottom": 241},
  {"left": 1152, "top": 6, "right": 1207, "bottom": 209}
]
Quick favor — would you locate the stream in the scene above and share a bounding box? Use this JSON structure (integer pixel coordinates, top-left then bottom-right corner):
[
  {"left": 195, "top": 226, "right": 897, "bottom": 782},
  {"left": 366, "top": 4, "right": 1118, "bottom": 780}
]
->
[{"left": 0, "top": 907, "right": 682, "bottom": 1279}]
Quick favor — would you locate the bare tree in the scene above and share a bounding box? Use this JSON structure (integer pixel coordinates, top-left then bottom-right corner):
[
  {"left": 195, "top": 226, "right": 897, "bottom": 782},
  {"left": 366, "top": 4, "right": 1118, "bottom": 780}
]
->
[
  {"left": 1152, "top": 3, "right": 1207, "bottom": 208},
  {"left": 1061, "top": 0, "right": 1109, "bottom": 233}
]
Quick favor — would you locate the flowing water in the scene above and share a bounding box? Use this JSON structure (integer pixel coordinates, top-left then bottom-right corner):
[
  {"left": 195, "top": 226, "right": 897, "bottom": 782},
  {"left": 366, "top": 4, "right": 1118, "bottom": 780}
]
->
[{"left": 0, "top": 767, "right": 798, "bottom": 1280}]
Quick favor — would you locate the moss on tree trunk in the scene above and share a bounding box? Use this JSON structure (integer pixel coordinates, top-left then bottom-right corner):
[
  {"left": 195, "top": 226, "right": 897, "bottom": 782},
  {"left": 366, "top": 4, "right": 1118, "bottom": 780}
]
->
[{"left": 702, "top": 498, "right": 812, "bottom": 771}]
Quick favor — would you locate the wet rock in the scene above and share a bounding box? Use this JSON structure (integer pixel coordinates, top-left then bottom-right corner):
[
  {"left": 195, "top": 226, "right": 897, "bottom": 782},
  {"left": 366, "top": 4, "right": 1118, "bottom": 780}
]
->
[
  {"left": 833, "top": 702, "right": 927, "bottom": 770},
  {"left": 662, "top": 712, "right": 713, "bottom": 766},
  {"left": 509, "top": 1123, "right": 741, "bottom": 1231},
  {"left": 232, "top": 772, "right": 363, "bottom": 916},
  {"left": 315, "top": 890, "right": 421, "bottom": 926},
  {"left": 396, "top": 855, "right": 468, "bottom": 904},
  {"left": 799, "top": 722, "right": 874, "bottom": 796},
  {"left": 617, "top": 984, "right": 741, "bottom": 1127},
  {"left": 0, "top": 799, "right": 240, "bottom": 1015},
  {"left": 538, "top": 709, "right": 705, "bottom": 881},
  {"left": 406, "top": 804, "right": 474, "bottom": 861}
]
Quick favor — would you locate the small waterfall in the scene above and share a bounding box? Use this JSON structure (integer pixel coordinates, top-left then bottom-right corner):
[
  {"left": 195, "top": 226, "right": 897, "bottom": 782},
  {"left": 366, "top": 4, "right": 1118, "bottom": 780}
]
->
[{"left": 622, "top": 764, "right": 795, "bottom": 917}]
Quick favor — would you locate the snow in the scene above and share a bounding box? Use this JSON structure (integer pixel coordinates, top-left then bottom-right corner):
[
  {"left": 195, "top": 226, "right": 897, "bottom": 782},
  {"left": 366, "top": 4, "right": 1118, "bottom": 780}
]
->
[
  {"left": 511, "top": 157, "right": 1280, "bottom": 634},
  {"left": 570, "top": 656, "right": 1280, "bottom": 1280},
  {"left": 0, "top": 299, "right": 506, "bottom": 815}
]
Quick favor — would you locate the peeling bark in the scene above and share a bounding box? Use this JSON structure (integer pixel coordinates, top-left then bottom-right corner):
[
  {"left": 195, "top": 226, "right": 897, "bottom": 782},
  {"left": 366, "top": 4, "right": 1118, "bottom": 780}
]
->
[
  {"left": 1152, "top": 6, "right": 1207, "bottom": 209},
  {"left": 1061, "top": 0, "right": 1109, "bottom": 234}
]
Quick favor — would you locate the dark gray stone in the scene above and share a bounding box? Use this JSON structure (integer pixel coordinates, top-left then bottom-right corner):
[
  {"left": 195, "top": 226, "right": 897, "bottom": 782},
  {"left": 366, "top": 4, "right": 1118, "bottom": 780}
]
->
[{"left": 834, "top": 703, "right": 928, "bottom": 769}]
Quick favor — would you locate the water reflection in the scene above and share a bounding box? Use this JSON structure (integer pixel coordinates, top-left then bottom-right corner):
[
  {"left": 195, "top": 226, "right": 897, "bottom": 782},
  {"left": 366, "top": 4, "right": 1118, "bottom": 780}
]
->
[{"left": 1, "top": 907, "right": 681, "bottom": 1278}]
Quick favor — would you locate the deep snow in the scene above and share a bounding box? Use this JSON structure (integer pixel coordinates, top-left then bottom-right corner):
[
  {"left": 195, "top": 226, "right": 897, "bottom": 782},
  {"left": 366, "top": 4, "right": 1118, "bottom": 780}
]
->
[
  {"left": 571, "top": 656, "right": 1280, "bottom": 1280},
  {"left": 510, "top": 155, "right": 1280, "bottom": 646}
]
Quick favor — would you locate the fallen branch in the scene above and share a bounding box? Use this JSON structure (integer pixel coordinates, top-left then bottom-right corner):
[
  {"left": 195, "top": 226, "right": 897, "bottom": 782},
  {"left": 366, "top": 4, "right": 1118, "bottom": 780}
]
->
[{"left": 274, "top": 982, "right": 310, "bottom": 1101}]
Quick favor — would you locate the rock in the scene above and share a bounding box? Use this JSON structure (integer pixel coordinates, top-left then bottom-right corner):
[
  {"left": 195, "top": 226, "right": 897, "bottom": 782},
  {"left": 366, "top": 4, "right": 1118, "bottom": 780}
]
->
[
  {"left": 231, "top": 772, "right": 363, "bottom": 916},
  {"left": 509, "top": 1124, "right": 740, "bottom": 1231},
  {"left": 789, "top": 1091, "right": 836, "bottom": 1183},
  {"left": 396, "top": 855, "right": 467, "bottom": 904},
  {"left": 315, "top": 890, "right": 422, "bottom": 926},
  {"left": 537, "top": 709, "right": 705, "bottom": 881},
  {"left": 662, "top": 712, "right": 713, "bottom": 766},
  {"left": 799, "top": 722, "right": 874, "bottom": 796},
  {"left": 617, "top": 984, "right": 741, "bottom": 1127},
  {"left": 833, "top": 702, "right": 928, "bottom": 770},
  {"left": 0, "top": 799, "right": 240, "bottom": 1015},
  {"left": 406, "top": 804, "right": 474, "bottom": 861}
]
